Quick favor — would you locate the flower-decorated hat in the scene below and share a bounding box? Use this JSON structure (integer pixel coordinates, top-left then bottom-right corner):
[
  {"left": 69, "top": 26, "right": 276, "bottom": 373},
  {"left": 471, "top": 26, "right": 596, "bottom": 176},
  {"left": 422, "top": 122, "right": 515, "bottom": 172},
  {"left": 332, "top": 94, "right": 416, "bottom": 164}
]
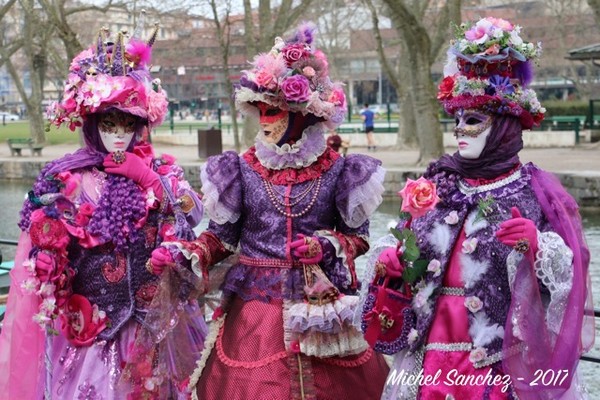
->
[
  {"left": 48, "top": 20, "right": 168, "bottom": 131},
  {"left": 438, "top": 17, "right": 545, "bottom": 129},
  {"left": 234, "top": 22, "right": 347, "bottom": 129}
]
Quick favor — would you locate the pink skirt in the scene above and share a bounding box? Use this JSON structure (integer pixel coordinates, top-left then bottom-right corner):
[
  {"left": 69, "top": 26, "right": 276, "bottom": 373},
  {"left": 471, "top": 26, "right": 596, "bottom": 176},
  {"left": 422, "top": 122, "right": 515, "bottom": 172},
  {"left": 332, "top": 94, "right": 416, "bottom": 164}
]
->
[{"left": 196, "top": 296, "right": 389, "bottom": 399}]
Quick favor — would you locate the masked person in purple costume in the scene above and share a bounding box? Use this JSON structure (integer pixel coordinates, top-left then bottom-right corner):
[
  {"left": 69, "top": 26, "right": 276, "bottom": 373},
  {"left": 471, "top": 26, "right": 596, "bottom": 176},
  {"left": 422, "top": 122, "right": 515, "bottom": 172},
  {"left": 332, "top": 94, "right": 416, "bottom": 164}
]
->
[
  {"left": 361, "top": 17, "right": 594, "bottom": 400},
  {"left": 150, "top": 23, "right": 390, "bottom": 399},
  {"left": 0, "top": 23, "right": 207, "bottom": 399}
]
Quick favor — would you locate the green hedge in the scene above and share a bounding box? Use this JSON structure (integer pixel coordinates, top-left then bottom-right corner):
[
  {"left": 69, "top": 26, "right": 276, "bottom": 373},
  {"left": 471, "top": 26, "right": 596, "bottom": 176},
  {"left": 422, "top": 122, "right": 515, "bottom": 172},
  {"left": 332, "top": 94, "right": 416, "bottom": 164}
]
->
[{"left": 542, "top": 101, "right": 589, "bottom": 118}]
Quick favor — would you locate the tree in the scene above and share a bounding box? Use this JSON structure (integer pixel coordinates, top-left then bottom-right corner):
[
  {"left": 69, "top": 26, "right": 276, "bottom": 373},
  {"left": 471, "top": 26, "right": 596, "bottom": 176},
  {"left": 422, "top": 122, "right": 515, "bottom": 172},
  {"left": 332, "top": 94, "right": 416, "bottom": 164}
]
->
[
  {"left": 365, "top": 0, "right": 461, "bottom": 165},
  {"left": 206, "top": 0, "right": 242, "bottom": 152},
  {"left": 588, "top": 0, "right": 600, "bottom": 26}
]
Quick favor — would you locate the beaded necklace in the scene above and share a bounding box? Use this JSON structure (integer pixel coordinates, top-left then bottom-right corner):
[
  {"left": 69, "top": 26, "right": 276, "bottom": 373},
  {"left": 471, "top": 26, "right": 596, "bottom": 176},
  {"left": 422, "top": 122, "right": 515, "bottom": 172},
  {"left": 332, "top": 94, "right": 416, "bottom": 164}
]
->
[{"left": 262, "top": 177, "right": 322, "bottom": 218}]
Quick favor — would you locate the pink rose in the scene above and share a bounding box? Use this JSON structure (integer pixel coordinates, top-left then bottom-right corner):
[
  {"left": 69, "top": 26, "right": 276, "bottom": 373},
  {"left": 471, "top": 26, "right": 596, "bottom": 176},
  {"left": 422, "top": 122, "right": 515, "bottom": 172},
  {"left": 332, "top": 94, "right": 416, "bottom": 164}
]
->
[
  {"left": 465, "top": 26, "right": 488, "bottom": 43},
  {"left": 469, "top": 347, "right": 487, "bottom": 363},
  {"left": 74, "top": 213, "right": 90, "bottom": 227},
  {"left": 487, "top": 17, "right": 513, "bottom": 31},
  {"left": 398, "top": 177, "right": 441, "bottom": 218},
  {"left": 302, "top": 66, "right": 316, "bottom": 78},
  {"left": 462, "top": 237, "right": 479, "bottom": 254},
  {"left": 147, "top": 89, "right": 168, "bottom": 126},
  {"left": 255, "top": 70, "right": 278, "bottom": 91},
  {"left": 280, "top": 75, "right": 311, "bottom": 103},
  {"left": 79, "top": 202, "right": 95, "bottom": 217},
  {"left": 281, "top": 43, "right": 309, "bottom": 66},
  {"left": 60, "top": 294, "right": 108, "bottom": 346},
  {"left": 444, "top": 211, "right": 459, "bottom": 225},
  {"left": 426, "top": 259, "right": 441, "bottom": 278},
  {"left": 464, "top": 296, "right": 483, "bottom": 313},
  {"left": 328, "top": 88, "right": 346, "bottom": 107},
  {"left": 484, "top": 44, "right": 501, "bottom": 56}
]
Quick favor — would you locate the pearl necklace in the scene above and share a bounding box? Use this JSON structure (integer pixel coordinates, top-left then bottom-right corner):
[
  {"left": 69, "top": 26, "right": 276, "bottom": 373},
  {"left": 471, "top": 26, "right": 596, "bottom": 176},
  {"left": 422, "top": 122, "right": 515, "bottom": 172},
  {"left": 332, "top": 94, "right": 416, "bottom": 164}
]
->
[
  {"left": 457, "top": 168, "right": 522, "bottom": 195},
  {"left": 263, "top": 177, "right": 322, "bottom": 218},
  {"left": 266, "top": 178, "right": 317, "bottom": 206}
]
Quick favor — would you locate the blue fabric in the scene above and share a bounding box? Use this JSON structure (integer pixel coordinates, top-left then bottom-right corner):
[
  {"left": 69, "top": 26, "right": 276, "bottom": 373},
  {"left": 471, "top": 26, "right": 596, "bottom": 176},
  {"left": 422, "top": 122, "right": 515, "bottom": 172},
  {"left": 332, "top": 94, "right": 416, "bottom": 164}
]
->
[{"left": 361, "top": 109, "right": 375, "bottom": 127}]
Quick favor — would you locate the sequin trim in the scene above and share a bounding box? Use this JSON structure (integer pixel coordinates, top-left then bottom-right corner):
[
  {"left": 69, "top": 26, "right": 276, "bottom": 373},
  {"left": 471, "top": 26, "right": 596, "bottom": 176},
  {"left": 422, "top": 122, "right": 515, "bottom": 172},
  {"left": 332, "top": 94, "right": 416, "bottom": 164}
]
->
[
  {"left": 424, "top": 342, "right": 473, "bottom": 352},
  {"left": 439, "top": 286, "right": 465, "bottom": 296},
  {"left": 239, "top": 255, "right": 303, "bottom": 269},
  {"left": 457, "top": 168, "right": 522, "bottom": 195}
]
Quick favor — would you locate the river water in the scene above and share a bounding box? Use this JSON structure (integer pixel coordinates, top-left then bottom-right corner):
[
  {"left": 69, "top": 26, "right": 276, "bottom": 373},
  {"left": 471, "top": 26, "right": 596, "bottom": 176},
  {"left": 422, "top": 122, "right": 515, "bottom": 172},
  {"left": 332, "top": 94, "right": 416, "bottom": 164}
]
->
[{"left": 1, "top": 180, "right": 599, "bottom": 394}]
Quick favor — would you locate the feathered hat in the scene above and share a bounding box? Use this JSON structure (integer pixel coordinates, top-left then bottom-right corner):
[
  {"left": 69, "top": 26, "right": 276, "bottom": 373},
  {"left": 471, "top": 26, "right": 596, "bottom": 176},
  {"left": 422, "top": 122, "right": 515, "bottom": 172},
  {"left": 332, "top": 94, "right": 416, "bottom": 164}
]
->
[
  {"left": 438, "top": 17, "right": 545, "bottom": 129},
  {"left": 234, "top": 22, "right": 347, "bottom": 129},
  {"left": 48, "top": 13, "right": 168, "bottom": 131}
]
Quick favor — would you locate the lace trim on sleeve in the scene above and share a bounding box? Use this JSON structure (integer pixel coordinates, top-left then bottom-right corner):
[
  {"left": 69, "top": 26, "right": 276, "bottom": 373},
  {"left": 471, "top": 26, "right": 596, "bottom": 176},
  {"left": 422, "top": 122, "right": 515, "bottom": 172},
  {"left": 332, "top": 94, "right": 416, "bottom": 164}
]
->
[
  {"left": 340, "top": 165, "right": 385, "bottom": 228},
  {"left": 506, "top": 231, "right": 574, "bottom": 336},
  {"left": 200, "top": 163, "right": 241, "bottom": 224}
]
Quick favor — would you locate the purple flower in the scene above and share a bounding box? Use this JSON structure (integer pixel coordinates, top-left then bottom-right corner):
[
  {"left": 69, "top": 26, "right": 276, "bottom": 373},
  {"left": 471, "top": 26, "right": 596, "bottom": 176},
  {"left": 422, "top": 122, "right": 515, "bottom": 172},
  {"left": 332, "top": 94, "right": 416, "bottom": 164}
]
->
[
  {"left": 486, "top": 75, "right": 514, "bottom": 96},
  {"left": 280, "top": 75, "right": 311, "bottom": 103}
]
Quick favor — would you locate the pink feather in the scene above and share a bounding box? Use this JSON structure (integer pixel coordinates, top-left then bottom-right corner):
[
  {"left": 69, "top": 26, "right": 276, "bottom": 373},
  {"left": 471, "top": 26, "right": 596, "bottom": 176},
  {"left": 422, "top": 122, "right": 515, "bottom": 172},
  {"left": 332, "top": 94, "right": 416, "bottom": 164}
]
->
[{"left": 126, "top": 39, "right": 152, "bottom": 66}]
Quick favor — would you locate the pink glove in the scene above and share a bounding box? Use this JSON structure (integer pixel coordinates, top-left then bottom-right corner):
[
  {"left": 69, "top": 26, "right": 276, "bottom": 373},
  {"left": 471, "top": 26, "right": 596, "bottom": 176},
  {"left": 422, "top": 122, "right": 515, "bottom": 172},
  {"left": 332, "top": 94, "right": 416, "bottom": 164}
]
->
[
  {"left": 149, "top": 247, "right": 174, "bottom": 275},
  {"left": 376, "top": 247, "right": 404, "bottom": 278},
  {"left": 35, "top": 251, "right": 56, "bottom": 281},
  {"left": 290, "top": 234, "right": 323, "bottom": 264},
  {"left": 103, "top": 153, "right": 163, "bottom": 200},
  {"left": 495, "top": 207, "right": 538, "bottom": 257}
]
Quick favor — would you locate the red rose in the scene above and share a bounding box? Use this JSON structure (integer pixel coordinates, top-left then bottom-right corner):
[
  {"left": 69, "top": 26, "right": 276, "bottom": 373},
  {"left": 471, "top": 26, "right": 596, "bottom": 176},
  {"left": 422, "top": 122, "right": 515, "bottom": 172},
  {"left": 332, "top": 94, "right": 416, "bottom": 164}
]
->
[
  {"left": 60, "top": 294, "right": 108, "bottom": 346},
  {"left": 437, "top": 76, "right": 455, "bottom": 100},
  {"left": 79, "top": 202, "right": 95, "bottom": 216},
  {"left": 30, "top": 213, "right": 70, "bottom": 251}
]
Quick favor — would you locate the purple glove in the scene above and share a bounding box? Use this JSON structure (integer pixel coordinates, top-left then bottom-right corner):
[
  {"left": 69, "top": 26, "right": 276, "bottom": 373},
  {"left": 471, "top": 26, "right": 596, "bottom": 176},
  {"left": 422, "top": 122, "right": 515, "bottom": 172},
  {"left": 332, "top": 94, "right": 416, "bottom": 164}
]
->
[
  {"left": 103, "top": 153, "right": 163, "bottom": 200},
  {"left": 149, "top": 247, "right": 174, "bottom": 275},
  {"left": 495, "top": 207, "right": 538, "bottom": 257},
  {"left": 290, "top": 234, "right": 323, "bottom": 264},
  {"left": 376, "top": 247, "right": 404, "bottom": 278}
]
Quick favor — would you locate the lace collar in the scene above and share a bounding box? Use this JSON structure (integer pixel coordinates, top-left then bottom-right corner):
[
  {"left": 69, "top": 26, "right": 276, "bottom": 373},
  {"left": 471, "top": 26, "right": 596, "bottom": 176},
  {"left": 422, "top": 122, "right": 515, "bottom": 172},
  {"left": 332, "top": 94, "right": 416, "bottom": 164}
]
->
[{"left": 254, "top": 123, "right": 327, "bottom": 170}]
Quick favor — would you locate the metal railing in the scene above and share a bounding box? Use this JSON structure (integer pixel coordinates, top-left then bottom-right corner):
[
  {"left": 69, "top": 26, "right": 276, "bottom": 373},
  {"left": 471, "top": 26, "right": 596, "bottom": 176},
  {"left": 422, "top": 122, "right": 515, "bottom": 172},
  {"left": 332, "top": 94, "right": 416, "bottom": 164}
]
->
[{"left": 0, "top": 238, "right": 599, "bottom": 363}]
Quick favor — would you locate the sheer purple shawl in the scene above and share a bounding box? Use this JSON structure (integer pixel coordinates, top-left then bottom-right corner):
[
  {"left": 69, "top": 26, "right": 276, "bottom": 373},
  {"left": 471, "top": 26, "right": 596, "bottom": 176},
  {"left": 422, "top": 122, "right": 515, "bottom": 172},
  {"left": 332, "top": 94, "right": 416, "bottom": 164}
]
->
[
  {"left": 437, "top": 115, "right": 522, "bottom": 179},
  {"left": 502, "top": 168, "right": 594, "bottom": 399}
]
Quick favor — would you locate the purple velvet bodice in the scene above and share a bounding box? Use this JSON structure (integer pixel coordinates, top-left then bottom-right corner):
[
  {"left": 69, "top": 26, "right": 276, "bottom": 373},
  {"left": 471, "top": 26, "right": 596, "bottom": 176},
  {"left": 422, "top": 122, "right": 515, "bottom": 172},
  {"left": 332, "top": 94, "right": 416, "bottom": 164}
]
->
[
  {"left": 406, "top": 163, "right": 550, "bottom": 357},
  {"left": 205, "top": 151, "right": 381, "bottom": 303}
]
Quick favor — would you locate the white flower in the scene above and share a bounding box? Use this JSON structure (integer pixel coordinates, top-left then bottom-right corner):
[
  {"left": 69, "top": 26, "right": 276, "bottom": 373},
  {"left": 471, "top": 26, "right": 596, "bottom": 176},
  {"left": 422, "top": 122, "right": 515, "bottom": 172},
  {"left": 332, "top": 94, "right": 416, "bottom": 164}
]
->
[
  {"left": 462, "top": 237, "right": 479, "bottom": 254},
  {"left": 464, "top": 296, "right": 483, "bottom": 313},
  {"left": 469, "top": 347, "right": 487, "bottom": 363},
  {"left": 21, "top": 277, "right": 40, "bottom": 294},
  {"left": 509, "top": 30, "right": 523, "bottom": 46},
  {"left": 407, "top": 328, "right": 419, "bottom": 345},
  {"left": 444, "top": 211, "right": 459, "bottom": 225},
  {"left": 414, "top": 292, "right": 427, "bottom": 308},
  {"left": 23, "top": 257, "right": 36, "bottom": 273},
  {"left": 32, "top": 311, "right": 52, "bottom": 328},
  {"left": 37, "top": 282, "right": 56, "bottom": 297},
  {"left": 427, "top": 259, "right": 442, "bottom": 278},
  {"left": 40, "top": 297, "right": 57, "bottom": 314}
]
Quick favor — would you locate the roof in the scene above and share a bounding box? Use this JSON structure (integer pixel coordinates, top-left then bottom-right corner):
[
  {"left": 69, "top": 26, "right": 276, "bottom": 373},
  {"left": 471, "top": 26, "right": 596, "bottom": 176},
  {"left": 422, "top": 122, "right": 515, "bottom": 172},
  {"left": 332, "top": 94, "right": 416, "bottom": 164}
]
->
[{"left": 567, "top": 43, "right": 600, "bottom": 61}]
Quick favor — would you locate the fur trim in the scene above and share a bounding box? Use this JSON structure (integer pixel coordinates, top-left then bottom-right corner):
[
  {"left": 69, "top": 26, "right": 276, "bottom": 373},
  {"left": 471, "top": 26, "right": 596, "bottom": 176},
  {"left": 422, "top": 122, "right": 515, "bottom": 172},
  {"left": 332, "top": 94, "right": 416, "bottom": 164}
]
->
[
  {"left": 459, "top": 253, "right": 490, "bottom": 289},
  {"left": 429, "top": 223, "right": 451, "bottom": 256},
  {"left": 464, "top": 210, "right": 489, "bottom": 236},
  {"left": 468, "top": 312, "right": 504, "bottom": 348}
]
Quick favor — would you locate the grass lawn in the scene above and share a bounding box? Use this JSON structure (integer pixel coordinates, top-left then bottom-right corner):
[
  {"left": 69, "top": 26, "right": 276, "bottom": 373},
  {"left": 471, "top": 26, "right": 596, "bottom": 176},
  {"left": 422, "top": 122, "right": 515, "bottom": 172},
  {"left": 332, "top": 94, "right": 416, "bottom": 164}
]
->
[{"left": 0, "top": 121, "right": 79, "bottom": 145}]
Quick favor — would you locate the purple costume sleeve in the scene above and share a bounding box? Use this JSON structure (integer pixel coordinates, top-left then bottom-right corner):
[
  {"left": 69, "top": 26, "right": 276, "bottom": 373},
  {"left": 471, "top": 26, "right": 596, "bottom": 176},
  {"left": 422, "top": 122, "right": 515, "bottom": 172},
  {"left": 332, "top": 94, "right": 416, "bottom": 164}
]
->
[
  {"left": 335, "top": 154, "right": 385, "bottom": 228},
  {"left": 502, "top": 167, "right": 594, "bottom": 399},
  {"left": 200, "top": 151, "right": 243, "bottom": 225}
]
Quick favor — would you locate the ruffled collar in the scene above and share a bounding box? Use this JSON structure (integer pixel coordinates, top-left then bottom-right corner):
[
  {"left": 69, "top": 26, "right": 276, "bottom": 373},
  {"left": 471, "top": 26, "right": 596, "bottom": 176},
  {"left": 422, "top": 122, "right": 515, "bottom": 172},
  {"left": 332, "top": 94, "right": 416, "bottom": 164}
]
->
[
  {"left": 254, "top": 123, "right": 327, "bottom": 170},
  {"left": 243, "top": 146, "right": 340, "bottom": 185}
]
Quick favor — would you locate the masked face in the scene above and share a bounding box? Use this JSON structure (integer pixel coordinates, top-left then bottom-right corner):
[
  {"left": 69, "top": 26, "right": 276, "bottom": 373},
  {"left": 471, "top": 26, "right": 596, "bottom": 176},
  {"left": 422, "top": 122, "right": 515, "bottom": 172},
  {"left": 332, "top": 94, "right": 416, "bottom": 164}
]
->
[
  {"left": 454, "top": 109, "right": 493, "bottom": 159},
  {"left": 256, "top": 102, "right": 289, "bottom": 144},
  {"left": 99, "top": 111, "right": 137, "bottom": 153}
]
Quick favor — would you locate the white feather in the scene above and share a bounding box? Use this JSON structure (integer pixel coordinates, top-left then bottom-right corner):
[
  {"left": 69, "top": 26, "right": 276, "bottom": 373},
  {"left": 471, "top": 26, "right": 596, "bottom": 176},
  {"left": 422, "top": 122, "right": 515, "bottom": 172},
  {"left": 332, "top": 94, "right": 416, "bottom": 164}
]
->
[
  {"left": 464, "top": 210, "right": 489, "bottom": 237},
  {"left": 460, "top": 254, "right": 490, "bottom": 289},
  {"left": 469, "top": 312, "right": 505, "bottom": 347},
  {"left": 429, "top": 223, "right": 451, "bottom": 256}
]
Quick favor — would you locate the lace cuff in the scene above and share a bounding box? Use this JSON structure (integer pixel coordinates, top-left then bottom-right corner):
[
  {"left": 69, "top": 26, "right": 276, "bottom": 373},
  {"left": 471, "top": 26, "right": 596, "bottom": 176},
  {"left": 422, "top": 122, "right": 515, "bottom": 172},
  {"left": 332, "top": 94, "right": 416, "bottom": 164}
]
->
[{"left": 506, "top": 230, "right": 574, "bottom": 335}]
